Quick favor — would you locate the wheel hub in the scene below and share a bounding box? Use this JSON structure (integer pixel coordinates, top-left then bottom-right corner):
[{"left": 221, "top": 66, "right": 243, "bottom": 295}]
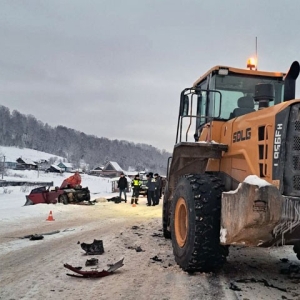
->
[{"left": 174, "top": 197, "right": 188, "bottom": 247}]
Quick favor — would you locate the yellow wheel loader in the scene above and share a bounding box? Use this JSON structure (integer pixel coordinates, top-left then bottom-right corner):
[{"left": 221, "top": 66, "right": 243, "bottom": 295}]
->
[{"left": 163, "top": 60, "right": 300, "bottom": 272}]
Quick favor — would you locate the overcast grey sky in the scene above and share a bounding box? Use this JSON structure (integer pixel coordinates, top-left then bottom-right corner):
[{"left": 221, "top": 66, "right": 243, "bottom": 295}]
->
[{"left": 1, "top": 0, "right": 300, "bottom": 152}]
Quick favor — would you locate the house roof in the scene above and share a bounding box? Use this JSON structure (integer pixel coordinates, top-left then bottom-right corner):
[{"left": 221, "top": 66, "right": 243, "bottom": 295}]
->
[
  {"left": 104, "top": 161, "right": 123, "bottom": 172},
  {"left": 17, "top": 157, "right": 37, "bottom": 165},
  {"left": 93, "top": 166, "right": 104, "bottom": 170},
  {"left": 50, "top": 164, "right": 62, "bottom": 171},
  {"left": 58, "top": 162, "right": 73, "bottom": 168}
]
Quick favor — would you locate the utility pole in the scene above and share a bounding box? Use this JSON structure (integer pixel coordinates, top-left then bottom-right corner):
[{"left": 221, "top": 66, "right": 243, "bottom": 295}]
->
[{"left": 1, "top": 156, "right": 5, "bottom": 180}]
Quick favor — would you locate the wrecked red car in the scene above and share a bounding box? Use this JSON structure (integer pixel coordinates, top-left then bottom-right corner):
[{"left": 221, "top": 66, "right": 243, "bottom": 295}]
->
[{"left": 25, "top": 185, "right": 91, "bottom": 206}]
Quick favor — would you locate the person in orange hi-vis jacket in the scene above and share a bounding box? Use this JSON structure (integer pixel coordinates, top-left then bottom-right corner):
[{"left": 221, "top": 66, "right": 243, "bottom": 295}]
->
[{"left": 60, "top": 171, "right": 82, "bottom": 189}]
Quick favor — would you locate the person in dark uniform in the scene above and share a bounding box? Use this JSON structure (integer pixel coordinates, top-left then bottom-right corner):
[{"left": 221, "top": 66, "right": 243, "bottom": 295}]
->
[
  {"left": 154, "top": 173, "right": 161, "bottom": 205},
  {"left": 146, "top": 172, "right": 158, "bottom": 206},
  {"left": 117, "top": 172, "right": 128, "bottom": 203},
  {"left": 131, "top": 174, "right": 141, "bottom": 205}
]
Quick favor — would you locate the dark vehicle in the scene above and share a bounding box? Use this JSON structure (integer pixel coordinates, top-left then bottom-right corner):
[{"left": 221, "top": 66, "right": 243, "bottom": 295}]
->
[
  {"left": 139, "top": 178, "right": 167, "bottom": 196},
  {"left": 139, "top": 179, "right": 148, "bottom": 196}
]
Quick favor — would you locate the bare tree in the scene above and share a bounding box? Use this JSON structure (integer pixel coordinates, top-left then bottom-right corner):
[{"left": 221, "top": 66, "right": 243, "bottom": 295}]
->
[{"left": 0, "top": 105, "right": 171, "bottom": 174}]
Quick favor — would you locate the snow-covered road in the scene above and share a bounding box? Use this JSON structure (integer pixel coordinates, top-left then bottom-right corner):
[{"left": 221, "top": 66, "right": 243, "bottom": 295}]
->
[{"left": 1, "top": 195, "right": 300, "bottom": 300}]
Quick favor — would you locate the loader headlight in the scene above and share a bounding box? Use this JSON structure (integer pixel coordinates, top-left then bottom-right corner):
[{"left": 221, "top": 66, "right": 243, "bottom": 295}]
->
[{"left": 218, "top": 68, "right": 229, "bottom": 75}]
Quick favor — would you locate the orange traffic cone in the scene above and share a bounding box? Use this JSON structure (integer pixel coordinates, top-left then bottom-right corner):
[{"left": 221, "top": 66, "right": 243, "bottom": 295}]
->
[{"left": 46, "top": 210, "right": 55, "bottom": 221}]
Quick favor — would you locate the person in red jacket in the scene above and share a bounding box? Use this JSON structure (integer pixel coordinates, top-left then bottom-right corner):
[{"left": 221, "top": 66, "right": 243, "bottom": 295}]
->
[{"left": 60, "top": 171, "right": 82, "bottom": 189}]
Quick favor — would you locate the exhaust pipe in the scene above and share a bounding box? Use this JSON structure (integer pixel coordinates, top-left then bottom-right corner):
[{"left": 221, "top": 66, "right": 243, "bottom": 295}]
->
[{"left": 284, "top": 61, "right": 300, "bottom": 101}]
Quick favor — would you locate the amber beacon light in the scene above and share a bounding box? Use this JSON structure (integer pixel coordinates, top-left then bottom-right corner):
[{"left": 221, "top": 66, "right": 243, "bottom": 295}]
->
[{"left": 247, "top": 57, "right": 256, "bottom": 70}]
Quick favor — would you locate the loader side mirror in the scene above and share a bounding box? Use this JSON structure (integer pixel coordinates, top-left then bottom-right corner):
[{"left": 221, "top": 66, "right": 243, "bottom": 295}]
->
[{"left": 180, "top": 95, "right": 189, "bottom": 116}]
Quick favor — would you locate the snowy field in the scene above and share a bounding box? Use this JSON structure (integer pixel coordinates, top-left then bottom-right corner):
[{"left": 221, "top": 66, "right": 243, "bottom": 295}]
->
[
  {"left": 0, "top": 145, "right": 64, "bottom": 163},
  {"left": 0, "top": 169, "right": 113, "bottom": 223}
]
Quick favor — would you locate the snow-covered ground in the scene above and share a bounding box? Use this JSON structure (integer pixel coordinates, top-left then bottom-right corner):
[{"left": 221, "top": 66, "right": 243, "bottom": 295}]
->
[
  {"left": 0, "top": 145, "right": 64, "bottom": 163},
  {"left": 0, "top": 148, "right": 299, "bottom": 299}
]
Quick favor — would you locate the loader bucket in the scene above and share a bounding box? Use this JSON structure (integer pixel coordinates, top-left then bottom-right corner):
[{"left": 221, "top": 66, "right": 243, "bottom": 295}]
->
[
  {"left": 221, "top": 182, "right": 300, "bottom": 247},
  {"left": 24, "top": 196, "right": 34, "bottom": 206}
]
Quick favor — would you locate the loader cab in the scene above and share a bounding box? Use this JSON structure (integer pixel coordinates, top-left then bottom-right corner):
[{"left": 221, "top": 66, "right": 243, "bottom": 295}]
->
[{"left": 177, "top": 65, "right": 287, "bottom": 143}]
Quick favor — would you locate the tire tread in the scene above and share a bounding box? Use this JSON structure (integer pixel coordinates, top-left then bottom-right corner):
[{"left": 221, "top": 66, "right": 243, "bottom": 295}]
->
[{"left": 172, "top": 173, "right": 228, "bottom": 272}]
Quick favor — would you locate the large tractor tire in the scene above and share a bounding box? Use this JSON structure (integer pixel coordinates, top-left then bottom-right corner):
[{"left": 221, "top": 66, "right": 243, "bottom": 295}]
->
[
  {"left": 293, "top": 242, "right": 300, "bottom": 260},
  {"left": 162, "top": 183, "right": 171, "bottom": 239},
  {"left": 170, "top": 173, "right": 228, "bottom": 273}
]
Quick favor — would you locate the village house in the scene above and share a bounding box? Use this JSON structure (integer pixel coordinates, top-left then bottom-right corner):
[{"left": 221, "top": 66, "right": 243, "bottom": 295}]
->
[
  {"left": 2, "top": 155, "right": 17, "bottom": 170},
  {"left": 46, "top": 164, "right": 63, "bottom": 173},
  {"left": 100, "top": 161, "right": 124, "bottom": 178},
  {"left": 89, "top": 165, "right": 104, "bottom": 176},
  {"left": 16, "top": 157, "right": 37, "bottom": 170},
  {"left": 57, "top": 162, "right": 73, "bottom": 172}
]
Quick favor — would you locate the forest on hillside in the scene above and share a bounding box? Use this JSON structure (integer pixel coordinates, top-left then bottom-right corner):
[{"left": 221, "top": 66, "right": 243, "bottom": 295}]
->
[{"left": 0, "top": 105, "right": 171, "bottom": 173}]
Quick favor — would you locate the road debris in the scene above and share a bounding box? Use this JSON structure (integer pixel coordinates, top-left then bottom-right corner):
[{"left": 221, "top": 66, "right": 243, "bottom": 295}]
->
[
  {"left": 133, "top": 232, "right": 143, "bottom": 236},
  {"left": 151, "top": 232, "right": 163, "bottom": 238},
  {"left": 127, "top": 245, "right": 144, "bottom": 252},
  {"left": 229, "top": 282, "right": 242, "bottom": 291},
  {"left": 5, "top": 230, "right": 60, "bottom": 239},
  {"left": 280, "top": 263, "right": 300, "bottom": 280},
  {"left": 131, "top": 226, "right": 140, "bottom": 230},
  {"left": 81, "top": 239, "right": 104, "bottom": 255},
  {"left": 235, "top": 278, "right": 287, "bottom": 293},
  {"left": 150, "top": 255, "right": 162, "bottom": 262},
  {"left": 135, "top": 246, "right": 144, "bottom": 252},
  {"left": 62, "top": 228, "right": 75, "bottom": 232},
  {"left": 85, "top": 258, "right": 99, "bottom": 267},
  {"left": 64, "top": 258, "right": 124, "bottom": 278},
  {"left": 29, "top": 234, "right": 44, "bottom": 240}
]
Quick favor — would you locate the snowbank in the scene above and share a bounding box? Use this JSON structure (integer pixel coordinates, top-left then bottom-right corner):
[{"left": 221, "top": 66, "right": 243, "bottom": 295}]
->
[{"left": 243, "top": 175, "right": 272, "bottom": 187}]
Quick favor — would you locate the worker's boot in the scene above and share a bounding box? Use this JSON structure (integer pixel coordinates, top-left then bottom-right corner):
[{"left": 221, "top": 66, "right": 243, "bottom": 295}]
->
[
  {"left": 135, "top": 198, "right": 138, "bottom": 205},
  {"left": 131, "top": 198, "right": 134, "bottom": 205}
]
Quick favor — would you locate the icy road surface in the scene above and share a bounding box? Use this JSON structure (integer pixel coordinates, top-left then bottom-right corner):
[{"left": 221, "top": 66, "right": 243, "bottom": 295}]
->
[{"left": 0, "top": 195, "right": 300, "bottom": 300}]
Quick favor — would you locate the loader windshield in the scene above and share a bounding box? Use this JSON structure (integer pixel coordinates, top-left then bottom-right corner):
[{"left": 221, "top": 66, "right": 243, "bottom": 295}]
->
[
  {"left": 212, "top": 74, "right": 284, "bottom": 120},
  {"left": 177, "top": 70, "right": 285, "bottom": 143}
]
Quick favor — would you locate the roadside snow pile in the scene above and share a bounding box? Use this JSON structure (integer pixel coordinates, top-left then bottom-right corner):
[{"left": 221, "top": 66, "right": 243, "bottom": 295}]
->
[
  {"left": 244, "top": 175, "right": 272, "bottom": 187},
  {"left": 223, "top": 175, "right": 272, "bottom": 195},
  {"left": 196, "top": 140, "right": 221, "bottom": 144}
]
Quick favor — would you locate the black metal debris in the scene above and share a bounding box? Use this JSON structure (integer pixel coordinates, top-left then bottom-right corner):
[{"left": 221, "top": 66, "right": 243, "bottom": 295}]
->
[
  {"left": 85, "top": 258, "right": 99, "bottom": 267},
  {"left": 81, "top": 239, "right": 104, "bottom": 255},
  {"left": 150, "top": 255, "right": 162, "bottom": 262},
  {"left": 29, "top": 234, "right": 44, "bottom": 240}
]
